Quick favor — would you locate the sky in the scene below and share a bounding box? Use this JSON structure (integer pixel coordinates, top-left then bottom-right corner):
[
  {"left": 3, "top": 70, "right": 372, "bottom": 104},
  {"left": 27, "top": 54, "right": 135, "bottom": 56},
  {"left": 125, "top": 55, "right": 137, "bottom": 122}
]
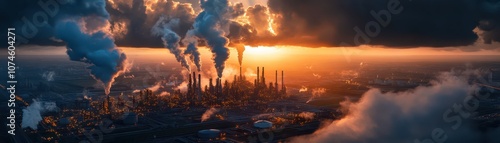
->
[
  {"left": 2, "top": 0, "right": 499, "bottom": 51},
  {"left": 1, "top": 0, "right": 500, "bottom": 91}
]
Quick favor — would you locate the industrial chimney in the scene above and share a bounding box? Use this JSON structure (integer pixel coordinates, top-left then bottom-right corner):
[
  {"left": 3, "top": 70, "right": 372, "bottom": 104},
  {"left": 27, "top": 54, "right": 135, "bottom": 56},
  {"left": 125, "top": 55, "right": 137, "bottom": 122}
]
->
[
  {"left": 193, "top": 72, "right": 197, "bottom": 95},
  {"left": 257, "top": 67, "right": 260, "bottom": 85},
  {"left": 281, "top": 70, "right": 285, "bottom": 92},
  {"left": 275, "top": 70, "right": 278, "bottom": 93},
  {"left": 261, "top": 67, "right": 265, "bottom": 86}
]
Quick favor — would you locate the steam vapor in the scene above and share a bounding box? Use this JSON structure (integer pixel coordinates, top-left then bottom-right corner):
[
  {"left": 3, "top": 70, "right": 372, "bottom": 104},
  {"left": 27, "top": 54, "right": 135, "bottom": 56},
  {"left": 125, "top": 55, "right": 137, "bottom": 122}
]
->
[
  {"left": 22, "top": 100, "right": 58, "bottom": 130},
  {"left": 201, "top": 107, "right": 219, "bottom": 122},
  {"left": 298, "top": 112, "right": 315, "bottom": 120},
  {"left": 306, "top": 88, "right": 326, "bottom": 103},
  {"left": 42, "top": 71, "right": 56, "bottom": 81}
]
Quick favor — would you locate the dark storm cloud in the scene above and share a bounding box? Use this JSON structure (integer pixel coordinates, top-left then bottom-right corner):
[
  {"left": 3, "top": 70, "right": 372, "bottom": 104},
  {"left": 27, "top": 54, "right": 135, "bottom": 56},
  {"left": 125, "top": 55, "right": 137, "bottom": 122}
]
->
[
  {"left": 2, "top": 0, "right": 499, "bottom": 49},
  {"left": 0, "top": 0, "right": 114, "bottom": 46},
  {"left": 264, "top": 0, "right": 500, "bottom": 47},
  {"left": 106, "top": 0, "right": 197, "bottom": 47},
  {"left": 105, "top": 0, "right": 247, "bottom": 48}
]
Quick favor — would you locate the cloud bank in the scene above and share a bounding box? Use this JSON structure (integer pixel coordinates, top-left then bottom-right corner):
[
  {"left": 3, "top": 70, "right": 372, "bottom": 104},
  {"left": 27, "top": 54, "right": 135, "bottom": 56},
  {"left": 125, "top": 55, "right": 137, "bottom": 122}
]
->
[{"left": 290, "top": 70, "right": 500, "bottom": 143}]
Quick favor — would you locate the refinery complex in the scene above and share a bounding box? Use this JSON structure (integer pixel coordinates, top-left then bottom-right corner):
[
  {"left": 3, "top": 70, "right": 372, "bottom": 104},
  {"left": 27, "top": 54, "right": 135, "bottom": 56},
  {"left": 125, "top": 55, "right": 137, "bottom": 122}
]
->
[
  {"left": 1, "top": 55, "right": 499, "bottom": 143},
  {"left": 1, "top": 61, "right": 338, "bottom": 143}
]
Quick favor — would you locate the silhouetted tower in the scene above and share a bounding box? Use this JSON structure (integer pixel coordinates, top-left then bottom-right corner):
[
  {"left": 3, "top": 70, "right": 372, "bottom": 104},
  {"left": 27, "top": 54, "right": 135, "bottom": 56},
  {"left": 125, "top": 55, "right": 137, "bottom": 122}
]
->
[
  {"left": 193, "top": 72, "right": 197, "bottom": 96},
  {"left": 257, "top": 67, "right": 260, "bottom": 85},
  {"left": 215, "top": 78, "right": 221, "bottom": 95},
  {"left": 262, "top": 67, "right": 265, "bottom": 86},
  {"left": 219, "top": 78, "right": 223, "bottom": 94},
  {"left": 188, "top": 72, "right": 192, "bottom": 97},
  {"left": 269, "top": 82, "right": 274, "bottom": 93},
  {"left": 281, "top": 70, "right": 286, "bottom": 94},
  {"left": 240, "top": 66, "right": 243, "bottom": 81},
  {"left": 209, "top": 78, "right": 214, "bottom": 94},
  {"left": 198, "top": 74, "right": 202, "bottom": 100},
  {"left": 275, "top": 70, "right": 279, "bottom": 93}
]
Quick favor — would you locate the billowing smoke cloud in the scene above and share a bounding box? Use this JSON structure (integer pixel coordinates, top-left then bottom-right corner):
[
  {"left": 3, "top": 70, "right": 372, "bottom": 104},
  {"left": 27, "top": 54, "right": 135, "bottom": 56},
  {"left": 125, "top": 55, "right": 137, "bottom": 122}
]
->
[
  {"left": 185, "top": 0, "right": 235, "bottom": 78},
  {"left": 152, "top": 17, "right": 190, "bottom": 71},
  {"left": 201, "top": 107, "right": 219, "bottom": 122},
  {"left": 291, "top": 70, "right": 500, "bottom": 143},
  {"left": 265, "top": 0, "right": 500, "bottom": 48},
  {"left": 55, "top": 18, "right": 129, "bottom": 95},
  {"left": 42, "top": 71, "right": 55, "bottom": 81},
  {"left": 107, "top": 0, "right": 196, "bottom": 47},
  {"left": 22, "top": 100, "right": 58, "bottom": 130}
]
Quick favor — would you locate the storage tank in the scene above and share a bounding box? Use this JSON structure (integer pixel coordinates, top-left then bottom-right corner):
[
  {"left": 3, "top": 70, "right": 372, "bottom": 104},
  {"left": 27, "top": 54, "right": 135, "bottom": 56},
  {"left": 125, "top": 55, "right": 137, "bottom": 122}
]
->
[
  {"left": 198, "top": 129, "right": 221, "bottom": 139},
  {"left": 253, "top": 120, "right": 273, "bottom": 129}
]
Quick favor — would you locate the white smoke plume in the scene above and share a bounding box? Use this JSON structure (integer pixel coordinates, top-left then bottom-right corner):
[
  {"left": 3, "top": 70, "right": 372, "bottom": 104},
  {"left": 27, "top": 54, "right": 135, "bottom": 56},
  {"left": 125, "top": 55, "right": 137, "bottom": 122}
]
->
[
  {"left": 201, "top": 107, "right": 220, "bottom": 122},
  {"left": 159, "top": 91, "right": 170, "bottom": 97},
  {"left": 313, "top": 73, "right": 322, "bottom": 79},
  {"left": 306, "top": 88, "right": 326, "bottom": 103},
  {"left": 22, "top": 100, "right": 58, "bottom": 130},
  {"left": 298, "top": 112, "right": 316, "bottom": 120},
  {"left": 291, "top": 70, "right": 500, "bottom": 143},
  {"left": 299, "top": 86, "right": 308, "bottom": 92},
  {"left": 42, "top": 71, "right": 55, "bottom": 81}
]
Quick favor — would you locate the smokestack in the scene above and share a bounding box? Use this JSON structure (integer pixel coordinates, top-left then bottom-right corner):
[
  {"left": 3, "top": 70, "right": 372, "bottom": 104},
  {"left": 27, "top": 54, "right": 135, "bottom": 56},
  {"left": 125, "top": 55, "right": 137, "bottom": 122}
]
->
[
  {"left": 198, "top": 74, "right": 202, "bottom": 90},
  {"left": 276, "top": 70, "right": 279, "bottom": 93},
  {"left": 282, "top": 70, "right": 285, "bottom": 93},
  {"left": 209, "top": 78, "right": 214, "bottom": 93},
  {"left": 188, "top": 72, "right": 192, "bottom": 95},
  {"left": 219, "top": 78, "right": 222, "bottom": 93},
  {"left": 257, "top": 67, "right": 260, "bottom": 85},
  {"left": 262, "top": 67, "right": 265, "bottom": 85},
  {"left": 216, "top": 78, "right": 220, "bottom": 94}
]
